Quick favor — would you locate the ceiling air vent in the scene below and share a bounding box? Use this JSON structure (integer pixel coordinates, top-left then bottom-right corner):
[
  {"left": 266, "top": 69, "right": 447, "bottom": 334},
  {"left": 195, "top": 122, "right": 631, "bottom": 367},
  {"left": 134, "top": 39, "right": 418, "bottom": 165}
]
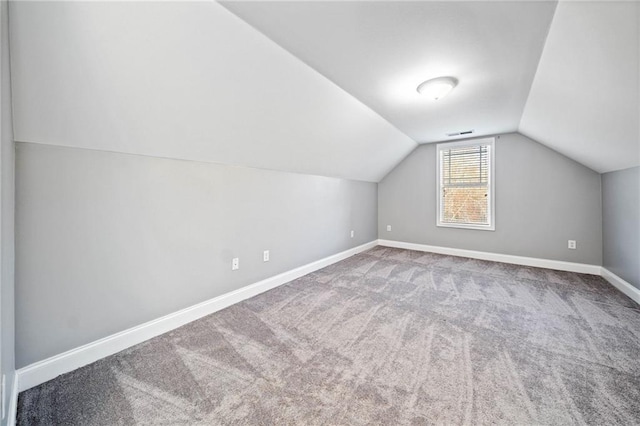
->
[{"left": 446, "top": 130, "right": 475, "bottom": 137}]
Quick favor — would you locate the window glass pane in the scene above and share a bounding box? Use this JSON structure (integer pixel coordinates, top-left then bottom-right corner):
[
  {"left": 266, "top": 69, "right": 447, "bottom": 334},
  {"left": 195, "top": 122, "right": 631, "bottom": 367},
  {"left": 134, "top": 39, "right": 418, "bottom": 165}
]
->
[
  {"left": 438, "top": 142, "right": 492, "bottom": 228},
  {"left": 442, "top": 186, "right": 488, "bottom": 224}
]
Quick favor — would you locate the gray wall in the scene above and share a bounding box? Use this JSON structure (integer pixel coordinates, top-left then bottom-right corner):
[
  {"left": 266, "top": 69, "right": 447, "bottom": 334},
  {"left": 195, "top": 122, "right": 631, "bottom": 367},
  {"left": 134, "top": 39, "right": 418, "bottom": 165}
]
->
[
  {"left": 378, "top": 133, "right": 602, "bottom": 265},
  {"left": 15, "top": 143, "right": 377, "bottom": 367},
  {"left": 1, "top": 0, "right": 15, "bottom": 422},
  {"left": 602, "top": 166, "right": 640, "bottom": 289}
]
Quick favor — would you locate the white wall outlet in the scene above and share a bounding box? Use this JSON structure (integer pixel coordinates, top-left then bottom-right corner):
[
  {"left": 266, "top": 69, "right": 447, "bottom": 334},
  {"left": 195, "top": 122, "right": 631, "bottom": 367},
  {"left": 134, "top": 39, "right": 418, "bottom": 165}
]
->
[
  {"left": 263, "top": 250, "right": 270, "bottom": 262},
  {"left": 232, "top": 257, "right": 239, "bottom": 270},
  {"left": 387, "top": 225, "right": 392, "bottom": 232},
  {"left": 350, "top": 230, "right": 354, "bottom": 238},
  {"left": 568, "top": 240, "right": 577, "bottom": 250}
]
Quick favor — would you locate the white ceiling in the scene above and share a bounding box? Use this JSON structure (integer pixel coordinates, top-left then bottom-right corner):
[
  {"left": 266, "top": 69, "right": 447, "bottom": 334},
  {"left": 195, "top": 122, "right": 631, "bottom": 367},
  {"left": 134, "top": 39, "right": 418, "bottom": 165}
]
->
[
  {"left": 9, "top": 1, "right": 416, "bottom": 182},
  {"left": 221, "top": 1, "right": 557, "bottom": 144},
  {"left": 520, "top": 1, "right": 639, "bottom": 173},
  {"left": 222, "top": 0, "right": 640, "bottom": 173},
  {"left": 10, "top": 1, "right": 638, "bottom": 178}
]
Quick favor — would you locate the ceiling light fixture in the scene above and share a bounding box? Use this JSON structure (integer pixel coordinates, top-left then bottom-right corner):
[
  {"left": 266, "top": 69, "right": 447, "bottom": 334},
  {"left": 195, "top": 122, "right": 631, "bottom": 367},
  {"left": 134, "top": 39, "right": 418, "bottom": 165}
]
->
[{"left": 416, "top": 76, "right": 458, "bottom": 101}]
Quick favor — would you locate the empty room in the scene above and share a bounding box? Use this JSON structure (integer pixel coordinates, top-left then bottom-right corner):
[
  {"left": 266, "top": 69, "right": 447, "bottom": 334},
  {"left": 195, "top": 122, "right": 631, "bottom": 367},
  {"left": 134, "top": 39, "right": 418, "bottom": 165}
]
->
[{"left": 0, "top": 0, "right": 639, "bottom": 424}]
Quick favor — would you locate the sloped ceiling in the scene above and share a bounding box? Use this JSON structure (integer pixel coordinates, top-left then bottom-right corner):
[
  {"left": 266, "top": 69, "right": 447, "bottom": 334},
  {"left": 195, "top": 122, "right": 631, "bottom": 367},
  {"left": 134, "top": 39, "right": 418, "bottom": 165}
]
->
[
  {"left": 520, "top": 1, "right": 639, "bottom": 173},
  {"left": 9, "top": 1, "right": 416, "bottom": 183},
  {"left": 10, "top": 1, "right": 638, "bottom": 179},
  {"left": 223, "top": 0, "right": 639, "bottom": 174},
  {"left": 221, "top": 1, "right": 557, "bottom": 144}
]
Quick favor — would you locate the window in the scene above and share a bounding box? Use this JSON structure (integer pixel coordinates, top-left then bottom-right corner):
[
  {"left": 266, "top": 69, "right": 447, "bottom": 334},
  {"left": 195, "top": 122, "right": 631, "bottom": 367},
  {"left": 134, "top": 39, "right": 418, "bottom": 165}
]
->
[{"left": 436, "top": 138, "right": 495, "bottom": 230}]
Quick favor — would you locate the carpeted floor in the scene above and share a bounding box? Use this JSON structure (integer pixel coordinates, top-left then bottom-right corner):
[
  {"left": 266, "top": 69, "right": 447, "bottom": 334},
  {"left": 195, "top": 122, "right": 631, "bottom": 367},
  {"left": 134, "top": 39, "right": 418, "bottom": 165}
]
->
[{"left": 17, "top": 247, "right": 640, "bottom": 425}]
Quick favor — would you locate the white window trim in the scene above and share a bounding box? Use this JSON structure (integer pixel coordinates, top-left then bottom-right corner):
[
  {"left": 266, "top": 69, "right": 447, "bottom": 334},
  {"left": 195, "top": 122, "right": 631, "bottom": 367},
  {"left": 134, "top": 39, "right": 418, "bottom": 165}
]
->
[{"left": 436, "top": 137, "right": 495, "bottom": 231}]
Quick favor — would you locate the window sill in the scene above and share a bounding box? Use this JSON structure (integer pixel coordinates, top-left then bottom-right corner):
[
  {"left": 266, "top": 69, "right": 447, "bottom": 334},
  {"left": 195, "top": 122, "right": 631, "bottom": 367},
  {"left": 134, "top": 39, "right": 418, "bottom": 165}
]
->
[{"left": 436, "top": 222, "right": 495, "bottom": 231}]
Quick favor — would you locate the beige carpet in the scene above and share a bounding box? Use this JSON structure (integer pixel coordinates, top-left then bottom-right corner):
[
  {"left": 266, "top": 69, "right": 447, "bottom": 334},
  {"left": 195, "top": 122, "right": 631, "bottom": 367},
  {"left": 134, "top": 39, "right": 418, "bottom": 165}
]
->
[{"left": 18, "top": 247, "right": 640, "bottom": 425}]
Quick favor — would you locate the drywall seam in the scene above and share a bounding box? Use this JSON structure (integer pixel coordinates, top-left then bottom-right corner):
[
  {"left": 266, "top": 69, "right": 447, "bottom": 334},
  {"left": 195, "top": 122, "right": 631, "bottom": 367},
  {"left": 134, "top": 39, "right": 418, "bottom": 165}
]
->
[{"left": 14, "top": 140, "right": 379, "bottom": 184}]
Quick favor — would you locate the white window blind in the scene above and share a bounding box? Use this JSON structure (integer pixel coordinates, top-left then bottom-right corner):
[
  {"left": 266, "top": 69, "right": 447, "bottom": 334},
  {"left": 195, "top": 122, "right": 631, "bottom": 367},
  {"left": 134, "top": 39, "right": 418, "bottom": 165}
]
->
[{"left": 437, "top": 139, "right": 495, "bottom": 230}]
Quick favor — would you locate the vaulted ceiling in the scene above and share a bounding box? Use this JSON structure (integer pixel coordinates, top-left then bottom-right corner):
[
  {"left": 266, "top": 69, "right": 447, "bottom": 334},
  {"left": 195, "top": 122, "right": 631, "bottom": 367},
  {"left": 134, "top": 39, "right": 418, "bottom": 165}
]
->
[
  {"left": 9, "top": 1, "right": 416, "bottom": 183},
  {"left": 221, "top": 1, "right": 556, "bottom": 144},
  {"left": 520, "top": 1, "right": 639, "bottom": 173},
  {"left": 223, "top": 0, "right": 639, "bottom": 174},
  {"left": 9, "top": 1, "right": 639, "bottom": 180}
]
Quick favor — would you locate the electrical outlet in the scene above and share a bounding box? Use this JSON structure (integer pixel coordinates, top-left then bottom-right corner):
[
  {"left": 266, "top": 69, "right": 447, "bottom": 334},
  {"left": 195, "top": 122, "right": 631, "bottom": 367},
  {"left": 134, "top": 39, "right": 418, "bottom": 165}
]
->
[
  {"left": 350, "top": 230, "right": 354, "bottom": 238},
  {"left": 387, "top": 225, "right": 392, "bottom": 232},
  {"left": 232, "top": 258, "right": 239, "bottom": 270},
  {"left": 568, "top": 240, "right": 577, "bottom": 250},
  {"left": 263, "top": 250, "right": 270, "bottom": 262}
]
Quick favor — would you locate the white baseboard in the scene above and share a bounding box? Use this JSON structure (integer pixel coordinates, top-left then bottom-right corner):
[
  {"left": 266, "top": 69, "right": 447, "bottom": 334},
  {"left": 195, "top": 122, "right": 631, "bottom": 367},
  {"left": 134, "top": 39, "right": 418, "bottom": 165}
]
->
[
  {"left": 601, "top": 268, "right": 640, "bottom": 305},
  {"left": 377, "top": 239, "right": 602, "bottom": 275},
  {"left": 7, "top": 373, "right": 18, "bottom": 426},
  {"left": 15, "top": 240, "right": 377, "bottom": 394},
  {"left": 11, "top": 238, "right": 635, "bottom": 420}
]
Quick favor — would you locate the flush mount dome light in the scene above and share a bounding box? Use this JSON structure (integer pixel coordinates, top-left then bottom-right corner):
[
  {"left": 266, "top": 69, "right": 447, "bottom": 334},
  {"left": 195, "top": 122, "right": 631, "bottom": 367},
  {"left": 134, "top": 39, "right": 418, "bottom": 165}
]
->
[{"left": 416, "top": 76, "right": 458, "bottom": 101}]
